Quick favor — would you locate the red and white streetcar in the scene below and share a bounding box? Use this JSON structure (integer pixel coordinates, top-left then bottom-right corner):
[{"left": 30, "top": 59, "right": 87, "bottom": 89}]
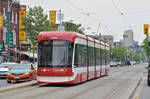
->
[{"left": 37, "top": 31, "right": 110, "bottom": 84}]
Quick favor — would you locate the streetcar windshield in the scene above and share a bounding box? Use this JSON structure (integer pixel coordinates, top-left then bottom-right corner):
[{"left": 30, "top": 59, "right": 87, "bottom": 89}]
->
[{"left": 38, "top": 40, "right": 74, "bottom": 68}]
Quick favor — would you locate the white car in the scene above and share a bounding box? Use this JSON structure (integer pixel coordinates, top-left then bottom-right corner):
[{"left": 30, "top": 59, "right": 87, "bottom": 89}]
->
[
  {"left": 110, "top": 62, "right": 118, "bottom": 67},
  {"left": 0, "top": 63, "right": 17, "bottom": 78}
]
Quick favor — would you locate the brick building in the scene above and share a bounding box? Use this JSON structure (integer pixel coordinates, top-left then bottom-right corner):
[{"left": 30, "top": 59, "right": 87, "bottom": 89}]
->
[{"left": 0, "top": 0, "right": 20, "bottom": 50}]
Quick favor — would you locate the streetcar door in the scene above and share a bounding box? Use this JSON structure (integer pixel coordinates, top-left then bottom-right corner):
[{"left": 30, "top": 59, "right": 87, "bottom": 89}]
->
[
  {"left": 100, "top": 42, "right": 102, "bottom": 76},
  {"left": 86, "top": 36, "right": 89, "bottom": 80},
  {"left": 94, "top": 40, "right": 96, "bottom": 77}
]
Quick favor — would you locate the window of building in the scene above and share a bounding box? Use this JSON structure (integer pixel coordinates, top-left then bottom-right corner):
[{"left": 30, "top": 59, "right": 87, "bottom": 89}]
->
[
  {"left": 3, "top": 8, "right": 5, "bottom": 16},
  {"left": 15, "top": 14, "right": 18, "bottom": 24},
  {"left": 104, "top": 38, "right": 107, "bottom": 41},
  {"left": 12, "top": 11, "right": 14, "bottom": 23}
]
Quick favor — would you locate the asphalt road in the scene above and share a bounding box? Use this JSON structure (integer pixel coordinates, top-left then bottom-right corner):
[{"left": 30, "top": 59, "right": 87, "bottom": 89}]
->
[
  {"left": 0, "top": 63, "right": 146, "bottom": 99},
  {"left": 0, "top": 79, "right": 10, "bottom": 88}
]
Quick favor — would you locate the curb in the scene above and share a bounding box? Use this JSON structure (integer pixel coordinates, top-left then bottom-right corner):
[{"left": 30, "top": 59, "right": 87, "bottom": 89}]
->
[
  {"left": 0, "top": 81, "right": 37, "bottom": 93},
  {"left": 128, "top": 79, "right": 142, "bottom": 99}
]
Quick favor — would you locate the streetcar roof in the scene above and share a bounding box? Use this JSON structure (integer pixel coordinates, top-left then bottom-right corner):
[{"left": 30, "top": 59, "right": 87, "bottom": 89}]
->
[{"left": 38, "top": 31, "right": 109, "bottom": 47}]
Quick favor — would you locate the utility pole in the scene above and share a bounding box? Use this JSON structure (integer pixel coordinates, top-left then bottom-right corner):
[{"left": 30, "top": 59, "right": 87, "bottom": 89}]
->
[
  {"left": 58, "top": 9, "right": 64, "bottom": 31},
  {"left": 96, "top": 23, "right": 101, "bottom": 35},
  {"left": 7, "top": 0, "right": 13, "bottom": 62},
  {"left": 59, "top": 9, "right": 62, "bottom": 25}
]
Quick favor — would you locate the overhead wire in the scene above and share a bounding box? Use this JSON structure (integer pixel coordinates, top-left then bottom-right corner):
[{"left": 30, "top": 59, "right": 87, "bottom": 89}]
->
[
  {"left": 65, "top": 0, "right": 114, "bottom": 35},
  {"left": 112, "top": 0, "right": 130, "bottom": 28},
  {"left": 112, "top": 0, "right": 144, "bottom": 43}
]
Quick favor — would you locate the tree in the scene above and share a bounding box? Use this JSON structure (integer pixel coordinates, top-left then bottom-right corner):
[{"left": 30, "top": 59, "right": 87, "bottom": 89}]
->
[
  {"left": 65, "top": 22, "right": 84, "bottom": 34},
  {"left": 132, "top": 54, "right": 142, "bottom": 63},
  {"left": 23, "top": 6, "right": 57, "bottom": 62},
  {"left": 141, "top": 37, "right": 150, "bottom": 58},
  {"left": 112, "top": 46, "right": 127, "bottom": 62}
]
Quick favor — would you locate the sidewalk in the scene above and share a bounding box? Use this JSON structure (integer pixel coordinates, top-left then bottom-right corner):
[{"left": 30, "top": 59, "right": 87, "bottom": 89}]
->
[{"left": 0, "top": 80, "right": 37, "bottom": 93}]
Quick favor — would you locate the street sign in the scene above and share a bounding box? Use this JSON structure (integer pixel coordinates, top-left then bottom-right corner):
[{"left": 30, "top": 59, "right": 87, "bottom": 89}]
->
[
  {"left": 6, "top": 32, "right": 13, "bottom": 48},
  {"left": 0, "top": 43, "right": 3, "bottom": 52},
  {"left": 144, "top": 24, "right": 149, "bottom": 35}
]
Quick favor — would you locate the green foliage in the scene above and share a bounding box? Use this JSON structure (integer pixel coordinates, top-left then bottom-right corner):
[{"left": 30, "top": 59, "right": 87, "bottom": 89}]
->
[
  {"left": 132, "top": 54, "right": 142, "bottom": 62},
  {"left": 23, "top": 6, "right": 57, "bottom": 47},
  {"left": 141, "top": 37, "right": 150, "bottom": 58},
  {"left": 112, "top": 46, "right": 127, "bottom": 61},
  {"left": 65, "top": 22, "right": 84, "bottom": 34}
]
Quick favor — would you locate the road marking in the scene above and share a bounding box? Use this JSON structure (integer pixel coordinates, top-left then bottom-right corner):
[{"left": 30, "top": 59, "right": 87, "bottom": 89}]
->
[{"left": 135, "top": 80, "right": 144, "bottom": 99}]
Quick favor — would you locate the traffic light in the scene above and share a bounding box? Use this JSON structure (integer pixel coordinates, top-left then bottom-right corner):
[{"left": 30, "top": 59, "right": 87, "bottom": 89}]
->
[{"left": 144, "top": 24, "right": 149, "bottom": 35}]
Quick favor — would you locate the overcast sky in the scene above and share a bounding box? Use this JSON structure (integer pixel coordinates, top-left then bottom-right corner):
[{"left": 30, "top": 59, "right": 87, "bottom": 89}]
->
[{"left": 19, "top": 0, "right": 150, "bottom": 44}]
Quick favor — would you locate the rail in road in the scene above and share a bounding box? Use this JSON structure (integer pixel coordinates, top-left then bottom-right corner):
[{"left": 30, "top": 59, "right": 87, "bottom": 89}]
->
[{"left": 0, "top": 63, "right": 146, "bottom": 99}]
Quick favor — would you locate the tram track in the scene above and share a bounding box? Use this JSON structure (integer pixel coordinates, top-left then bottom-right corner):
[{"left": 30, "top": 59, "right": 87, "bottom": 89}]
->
[
  {"left": 0, "top": 83, "right": 67, "bottom": 99},
  {"left": 103, "top": 79, "right": 131, "bottom": 99},
  {"left": 70, "top": 64, "right": 145, "bottom": 99},
  {"left": 69, "top": 78, "right": 117, "bottom": 99}
]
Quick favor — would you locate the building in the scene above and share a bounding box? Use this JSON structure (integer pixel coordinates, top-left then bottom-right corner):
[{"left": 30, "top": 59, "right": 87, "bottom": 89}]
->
[
  {"left": 123, "top": 30, "right": 135, "bottom": 47},
  {"left": 113, "top": 42, "right": 121, "bottom": 47},
  {"left": 0, "top": 0, "right": 20, "bottom": 50},
  {"left": 100, "top": 35, "right": 114, "bottom": 45}
]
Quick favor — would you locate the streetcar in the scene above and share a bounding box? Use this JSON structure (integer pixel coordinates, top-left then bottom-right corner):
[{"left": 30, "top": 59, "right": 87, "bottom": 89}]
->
[{"left": 37, "top": 31, "right": 110, "bottom": 84}]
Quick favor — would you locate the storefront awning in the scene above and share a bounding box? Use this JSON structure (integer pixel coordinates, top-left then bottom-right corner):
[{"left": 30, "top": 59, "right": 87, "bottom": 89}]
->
[
  {"left": 10, "top": 48, "right": 27, "bottom": 55},
  {"left": 23, "top": 52, "right": 37, "bottom": 58}
]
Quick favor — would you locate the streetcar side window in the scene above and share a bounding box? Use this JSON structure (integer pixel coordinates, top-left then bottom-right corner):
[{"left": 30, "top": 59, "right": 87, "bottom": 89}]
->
[
  {"left": 106, "top": 47, "right": 110, "bottom": 65},
  {"left": 74, "top": 44, "right": 87, "bottom": 67},
  {"left": 88, "top": 46, "right": 94, "bottom": 67},
  {"left": 100, "top": 48, "right": 105, "bottom": 65},
  {"left": 96, "top": 47, "right": 100, "bottom": 66}
]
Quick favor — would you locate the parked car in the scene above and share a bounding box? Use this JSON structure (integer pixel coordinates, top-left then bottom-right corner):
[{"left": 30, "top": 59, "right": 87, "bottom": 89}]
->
[
  {"left": 110, "top": 62, "right": 118, "bottom": 67},
  {"left": 6, "top": 64, "right": 36, "bottom": 83},
  {"left": 148, "top": 68, "right": 150, "bottom": 86},
  {"left": 0, "top": 63, "right": 17, "bottom": 78}
]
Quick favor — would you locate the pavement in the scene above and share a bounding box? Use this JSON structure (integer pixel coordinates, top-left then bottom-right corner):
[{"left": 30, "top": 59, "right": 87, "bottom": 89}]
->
[{"left": 0, "top": 80, "right": 37, "bottom": 93}]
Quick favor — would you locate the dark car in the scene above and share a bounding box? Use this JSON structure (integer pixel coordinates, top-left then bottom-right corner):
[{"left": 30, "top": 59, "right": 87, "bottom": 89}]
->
[
  {"left": 147, "top": 61, "right": 150, "bottom": 86},
  {"left": 110, "top": 62, "right": 118, "bottom": 67},
  {"left": 147, "top": 68, "right": 150, "bottom": 86}
]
